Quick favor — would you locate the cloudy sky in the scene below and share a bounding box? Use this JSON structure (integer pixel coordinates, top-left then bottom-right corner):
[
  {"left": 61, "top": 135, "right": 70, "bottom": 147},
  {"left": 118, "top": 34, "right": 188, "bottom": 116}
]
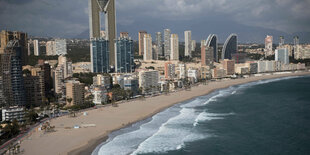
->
[{"left": 0, "top": 0, "right": 309, "bottom": 43}]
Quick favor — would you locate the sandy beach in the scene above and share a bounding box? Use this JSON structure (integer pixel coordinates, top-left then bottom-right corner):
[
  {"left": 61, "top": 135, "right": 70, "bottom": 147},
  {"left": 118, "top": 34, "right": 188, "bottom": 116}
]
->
[{"left": 18, "top": 71, "right": 310, "bottom": 155}]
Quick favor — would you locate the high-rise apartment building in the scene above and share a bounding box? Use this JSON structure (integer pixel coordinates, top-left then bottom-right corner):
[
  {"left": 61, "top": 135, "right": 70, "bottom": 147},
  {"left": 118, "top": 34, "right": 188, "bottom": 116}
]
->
[
  {"left": 31, "top": 67, "right": 46, "bottom": 101},
  {"left": 115, "top": 37, "right": 134, "bottom": 73},
  {"left": 293, "top": 36, "right": 299, "bottom": 47},
  {"left": 184, "top": 30, "right": 192, "bottom": 57},
  {"left": 275, "top": 48, "right": 289, "bottom": 65},
  {"left": 143, "top": 34, "right": 153, "bottom": 61},
  {"left": 89, "top": 0, "right": 116, "bottom": 66},
  {"left": 155, "top": 32, "right": 163, "bottom": 56},
  {"left": 53, "top": 66, "right": 64, "bottom": 95},
  {"left": 46, "top": 41, "right": 56, "bottom": 55},
  {"left": 120, "top": 32, "right": 129, "bottom": 39},
  {"left": 138, "top": 70, "right": 159, "bottom": 94},
  {"left": 65, "top": 80, "right": 85, "bottom": 106},
  {"left": 164, "top": 29, "right": 171, "bottom": 58},
  {"left": 58, "top": 55, "right": 73, "bottom": 78},
  {"left": 178, "top": 64, "right": 187, "bottom": 79},
  {"left": 0, "top": 40, "right": 26, "bottom": 107},
  {"left": 152, "top": 45, "right": 159, "bottom": 60},
  {"left": 91, "top": 38, "right": 110, "bottom": 73},
  {"left": 170, "top": 34, "right": 179, "bottom": 61},
  {"left": 33, "top": 40, "right": 40, "bottom": 56},
  {"left": 223, "top": 59, "right": 235, "bottom": 75},
  {"left": 55, "top": 39, "right": 67, "bottom": 55},
  {"left": 265, "top": 35, "right": 273, "bottom": 56},
  {"left": 279, "top": 36, "right": 284, "bottom": 47},
  {"left": 164, "top": 62, "right": 175, "bottom": 79},
  {"left": 0, "top": 30, "right": 28, "bottom": 65},
  {"left": 191, "top": 40, "right": 196, "bottom": 52},
  {"left": 201, "top": 39, "right": 214, "bottom": 67},
  {"left": 23, "top": 74, "right": 42, "bottom": 107},
  {"left": 138, "top": 31, "right": 147, "bottom": 55}
]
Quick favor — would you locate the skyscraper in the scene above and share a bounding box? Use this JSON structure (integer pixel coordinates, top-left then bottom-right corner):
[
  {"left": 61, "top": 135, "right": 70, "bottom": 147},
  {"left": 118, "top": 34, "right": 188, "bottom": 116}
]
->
[
  {"left": 33, "top": 40, "right": 40, "bottom": 56},
  {"left": 155, "top": 32, "right": 163, "bottom": 56},
  {"left": 279, "top": 36, "right": 284, "bottom": 47},
  {"left": 191, "top": 40, "right": 196, "bottom": 52},
  {"left": 143, "top": 34, "right": 152, "bottom": 61},
  {"left": 293, "top": 36, "right": 299, "bottom": 46},
  {"left": 138, "top": 31, "right": 147, "bottom": 55},
  {"left": 46, "top": 41, "right": 56, "bottom": 55},
  {"left": 265, "top": 35, "right": 273, "bottom": 57},
  {"left": 89, "top": 0, "right": 116, "bottom": 66},
  {"left": 275, "top": 48, "right": 289, "bottom": 65},
  {"left": 115, "top": 37, "right": 134, "bottom": 73},
  {"left": 55, "top": 39, "right": 67, "bottom": 55},
  {"left": 206, "top": 34, "right": 218, "bottom": 62},
  {"left": 201, "top": 39, "right": 214, "bottom": 67},
  {"left": 164, "top": 29, "right": 171, "bottom": 58},
  {"left": 184, "top": 30, "right": 192, "bottom": 57},
  {"left": 91, "top": 38, "right": 110, "bottom": 73},
  {"left": 170, "top": 34, "right": 179, "bottom": 61},
  {"left": 0, "top": 30, "right": 28, "bottom": 65},
  {"left": 0, "top": 40, "right": 26, "bottom": 107},
  {"left": 222, "top": 34, "right": 238, "bottom": 60}
]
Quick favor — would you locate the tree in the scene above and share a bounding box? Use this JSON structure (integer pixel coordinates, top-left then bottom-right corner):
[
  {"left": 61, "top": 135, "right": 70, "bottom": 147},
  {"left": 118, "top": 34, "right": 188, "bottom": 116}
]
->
[{"left": 25, "top": 109, "right": 39, "bottom": 124}]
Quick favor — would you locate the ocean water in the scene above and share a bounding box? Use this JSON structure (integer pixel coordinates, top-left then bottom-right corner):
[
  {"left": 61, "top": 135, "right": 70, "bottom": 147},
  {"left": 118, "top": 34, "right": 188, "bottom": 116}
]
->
[{"left": 93, "top": 75, "right": 310, "bottom": 155}]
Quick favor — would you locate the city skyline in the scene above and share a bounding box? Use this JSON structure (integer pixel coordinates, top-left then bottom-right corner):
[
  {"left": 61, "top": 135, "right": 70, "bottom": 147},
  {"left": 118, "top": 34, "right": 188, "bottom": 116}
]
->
[{"left": 0, "top": 0, "right": 309, "bottom": 43}]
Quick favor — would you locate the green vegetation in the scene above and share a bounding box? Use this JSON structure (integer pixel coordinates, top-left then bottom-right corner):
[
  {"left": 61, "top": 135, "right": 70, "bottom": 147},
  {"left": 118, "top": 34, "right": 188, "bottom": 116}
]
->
[
  {"left": 72, "top": 72, "right": 98, "bottom": 86},
  {"left": 247, "top": 53, "right": 264, "bottom": 60},
  {"left": 0, "top": 120, "right": 20, "bottom": 140},
  {"left": 25, "top": 109, "right": 39, "bottom": 125},
  {"left": 67, "top": 45, "right": 90, "bottom": 63},
  {"left": 64, "top": 102, "right": 95, "bottom": 111}
]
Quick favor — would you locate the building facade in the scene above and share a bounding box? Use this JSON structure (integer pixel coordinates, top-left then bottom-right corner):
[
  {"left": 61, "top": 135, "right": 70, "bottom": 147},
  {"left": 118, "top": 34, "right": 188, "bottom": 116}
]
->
[
  {"left": 91, "top": 38, "right": 110, "bottom": 73},
  {"left": 184, "top": 30, "right": 192, "bottom": 57},
  {"left": 0, "top": 40, "right": 26, "bottom": 107},
  {"left": 115, "top": 38, "right": 134, "bottom": 73},
  {"left": 222, "top": 34, "right": 237, "bottom": 60},
  {"left": 138, "top": 70, "right": 159, "bottom": 94},
  {"left": 223, "top": 59, "right": 235, "bottom": 75},
  {"left": 265, "top": 35, "right": 273, "bottom": 56},
  {"left": 65, "top": 80, "right": 85, "bottom": 106},
  {"left": 138, "top": 31, "right": 147, "bottom": 55},
  {"left": 155, "top": 32, "right": 163, "bottom": 56},
  {"left": 33, "top": 40, "right": 40, "bottom": 56},
  {"left": 170, "top": 34, "right": 179, "bottom": 61},
  {"left": 164, "top": 29, "right": 171, "bottom": 58},
  {"left": 275, "top": 48, "right": 289, "bottom": 65},
  {"left": 143, "top": 34, "right": 153, "bottom": 61}
]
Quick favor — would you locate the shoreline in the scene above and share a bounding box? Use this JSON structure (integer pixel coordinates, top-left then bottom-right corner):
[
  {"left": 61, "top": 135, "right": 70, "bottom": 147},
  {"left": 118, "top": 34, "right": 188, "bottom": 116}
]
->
[{"left": 19, "top": 71, "right": 310, "bottom": 155}]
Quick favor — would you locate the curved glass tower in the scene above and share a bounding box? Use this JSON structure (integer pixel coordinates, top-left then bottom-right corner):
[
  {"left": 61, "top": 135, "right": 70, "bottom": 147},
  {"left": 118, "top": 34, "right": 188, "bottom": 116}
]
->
[
  {"left": 222, "top": 33, "right": 237, "bottom": 60},
  {"left": 206, "top": 34, "right": 218, "bottom": 62}
]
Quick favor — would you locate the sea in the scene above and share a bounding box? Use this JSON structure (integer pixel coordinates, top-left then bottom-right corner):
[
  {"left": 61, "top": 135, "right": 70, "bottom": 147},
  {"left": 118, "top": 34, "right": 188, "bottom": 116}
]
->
[{"left": 92, "top": 75, "right": 310, "bottom": 155}]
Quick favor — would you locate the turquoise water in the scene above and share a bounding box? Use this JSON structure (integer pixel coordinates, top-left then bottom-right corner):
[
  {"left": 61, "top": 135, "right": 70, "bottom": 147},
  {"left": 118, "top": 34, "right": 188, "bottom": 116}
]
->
[{"left": 93, "top": 75, "right": 310, "bottom": 155}]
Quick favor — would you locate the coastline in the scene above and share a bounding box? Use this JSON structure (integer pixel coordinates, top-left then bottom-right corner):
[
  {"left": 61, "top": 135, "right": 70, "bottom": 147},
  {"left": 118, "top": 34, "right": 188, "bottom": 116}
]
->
[{"left": 19, "top": 71, "right": 310, "bottom": 155}]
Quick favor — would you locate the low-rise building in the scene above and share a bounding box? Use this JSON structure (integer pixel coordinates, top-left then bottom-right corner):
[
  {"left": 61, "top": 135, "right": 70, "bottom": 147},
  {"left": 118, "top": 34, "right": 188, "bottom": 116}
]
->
[
  {"left": 1, "top": 106, "right": 25, "bottom": 122},
  {"left": 92, "top": 86, "right": 108, "bottom": 105}
]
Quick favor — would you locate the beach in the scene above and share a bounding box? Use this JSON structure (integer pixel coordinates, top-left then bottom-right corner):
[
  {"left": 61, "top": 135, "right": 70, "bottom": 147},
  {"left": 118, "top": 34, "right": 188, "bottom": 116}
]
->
[{"left": 19, "top": 71, "right": 310, "bottom": 155}]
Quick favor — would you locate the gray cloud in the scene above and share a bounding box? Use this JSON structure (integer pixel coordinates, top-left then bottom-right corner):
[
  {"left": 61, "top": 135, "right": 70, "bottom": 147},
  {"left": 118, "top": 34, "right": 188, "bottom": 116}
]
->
[{"left": 0, "top": 0, "right": 309, "bottom": 42}]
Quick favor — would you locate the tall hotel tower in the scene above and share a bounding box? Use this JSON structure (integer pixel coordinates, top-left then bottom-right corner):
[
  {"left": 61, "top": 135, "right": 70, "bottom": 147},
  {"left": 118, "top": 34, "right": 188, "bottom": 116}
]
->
[{"left": 89, "top": 0, "right": 116, "bottom": 72}]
